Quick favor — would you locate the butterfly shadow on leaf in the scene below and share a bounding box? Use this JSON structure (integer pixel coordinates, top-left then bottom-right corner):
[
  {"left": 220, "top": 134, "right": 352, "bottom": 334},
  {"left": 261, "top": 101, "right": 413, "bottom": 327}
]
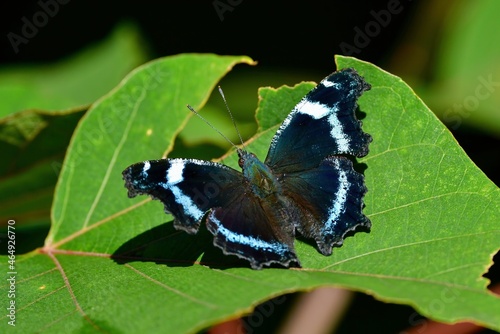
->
[{"left": 111, "top": 220, "right": 251, "bottom": 269}]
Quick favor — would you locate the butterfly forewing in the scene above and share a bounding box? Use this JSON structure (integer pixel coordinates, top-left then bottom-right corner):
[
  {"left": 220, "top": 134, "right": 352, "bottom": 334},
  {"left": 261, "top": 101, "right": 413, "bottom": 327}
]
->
[
  {"left": 265, "top": 68, "right": 371, "bottom": 173},
  {"left": 123, "top": 159, "right": 242, "bottom": 233}
]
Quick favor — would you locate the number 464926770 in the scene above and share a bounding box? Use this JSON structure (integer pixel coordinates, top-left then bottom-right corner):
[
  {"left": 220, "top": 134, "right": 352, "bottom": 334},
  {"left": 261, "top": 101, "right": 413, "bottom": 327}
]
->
[{"left": 7, "top": 220, "right": 15, "bottom": 268}]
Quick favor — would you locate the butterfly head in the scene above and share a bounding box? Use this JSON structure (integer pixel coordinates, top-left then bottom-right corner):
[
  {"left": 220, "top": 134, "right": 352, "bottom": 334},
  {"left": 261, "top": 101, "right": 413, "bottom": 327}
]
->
[{"left": 236, "top": 148, "right": 249, "bottom": 168}]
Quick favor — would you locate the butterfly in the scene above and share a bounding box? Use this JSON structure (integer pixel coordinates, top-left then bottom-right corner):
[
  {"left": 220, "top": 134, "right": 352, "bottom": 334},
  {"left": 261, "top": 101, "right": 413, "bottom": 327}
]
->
[{"left": 122, "top": 68, "right": 372, "bottom": 269}]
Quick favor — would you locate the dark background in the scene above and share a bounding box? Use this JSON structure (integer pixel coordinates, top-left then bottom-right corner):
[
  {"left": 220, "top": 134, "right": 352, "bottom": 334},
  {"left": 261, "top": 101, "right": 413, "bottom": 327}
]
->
[
  {"left": 1, "top": 1, "right": 415, "bottom": 69},
  {"left": 2, "top": 0, "right": 498, "bottom": 182},
  {"left": 1, "top": 1, "right": 498, "bottom": 333}
]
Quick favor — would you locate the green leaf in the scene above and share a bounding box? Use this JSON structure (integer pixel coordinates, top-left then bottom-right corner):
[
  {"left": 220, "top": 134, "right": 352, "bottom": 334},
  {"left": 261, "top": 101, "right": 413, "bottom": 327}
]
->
[
  {"left": 336, "top": 55, "right": 499, "bottom": 328},
  {"left": 0, "top": 22, "right": 147, "bottom": 232},
  {"left": 3, "top": 55, "right": 499, "bottom": 333},
  {"left": 0, "top": 107, "right": 86, "bottom": 236},
  {"left": 0, "top": 23, "right": 148, "bottom": 116}
]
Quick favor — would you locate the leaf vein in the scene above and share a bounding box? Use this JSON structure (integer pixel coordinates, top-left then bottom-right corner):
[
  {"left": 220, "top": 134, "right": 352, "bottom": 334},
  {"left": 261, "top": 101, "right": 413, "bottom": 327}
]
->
[
  {"left": 81, "top": 86, "right": 148, "bottom": 229},
  {"left": 321, "top": 230, "right": 499, "bottom": 270},
  {"left": 46, "top": 251, "right": 102, "bottom": 331},
  {"left": 124, "top": 263, "right": 218, "bottom": 309}
]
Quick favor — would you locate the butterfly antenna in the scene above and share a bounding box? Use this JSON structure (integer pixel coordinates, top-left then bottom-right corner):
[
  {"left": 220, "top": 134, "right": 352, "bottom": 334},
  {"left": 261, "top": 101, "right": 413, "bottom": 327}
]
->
[
  {"left": 218, "top": 86, "right": 246, "bottom": 148},
  {"left": 186, "top": 104, "right": 238, "bottom": 148}
]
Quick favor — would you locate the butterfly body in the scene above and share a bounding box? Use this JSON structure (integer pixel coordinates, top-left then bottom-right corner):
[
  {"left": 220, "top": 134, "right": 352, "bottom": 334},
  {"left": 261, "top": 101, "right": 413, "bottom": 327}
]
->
[
  {"left": 239, "top": 150, "right": 281, "bottom": 198},
  {"left": 123, "top": 68, "right": 372, "bottom": 269}
]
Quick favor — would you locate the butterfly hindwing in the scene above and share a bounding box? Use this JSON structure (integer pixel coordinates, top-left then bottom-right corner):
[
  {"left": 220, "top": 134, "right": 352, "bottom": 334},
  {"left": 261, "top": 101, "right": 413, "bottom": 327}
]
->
[
  {"left": 281, "top": 156, "right": 371, "bottom": 255},
  {"left": 265, "top": 68, "right": 371, "bottom": 173},
  {"left": 207, "top": 192, "right": 299, "bottom": 269}
]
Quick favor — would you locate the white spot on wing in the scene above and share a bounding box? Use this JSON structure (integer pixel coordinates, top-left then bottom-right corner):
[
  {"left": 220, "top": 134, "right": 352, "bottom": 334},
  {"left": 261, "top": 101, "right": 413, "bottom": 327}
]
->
[
  {"left": 142, "top": 161, "right": 151, "bottom": 177},
  {"left": 327, "top": 111, "right": 350, "bottom": 152},
  {"left": 321, "top": 79, "right": 341, "bottom": 89},
  {"left": 162, "top": 160, "right": 204, "bottom": 220},
  {"left": 167, "top": 160, "right": 184, "bottom": 184},
  {"left": 324, "top": 161, "right": 350, "bottom": 232},
  {"left": 297, "top": 100, "right": 330, "bottom": 119}
]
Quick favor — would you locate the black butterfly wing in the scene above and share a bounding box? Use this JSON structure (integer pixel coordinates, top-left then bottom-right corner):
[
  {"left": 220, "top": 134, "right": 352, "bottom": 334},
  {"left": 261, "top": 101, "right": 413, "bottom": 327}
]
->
[
  {"left": 264, "top": 68, "right": 371, "bottom": 173},
  {"left": 123, "top": 158, "right": 298, "bottom": 268},
  {"left": 123, "top": 158, "right": 242, "bottom": 234},
  {"left": 207, "top": 193, "right": 299, "bottom": 269},
  {"left": 282, "top": 156, "right": 371, "bottom": 255},
  {"left": 263, "top": 68, "right": 372, "bottom": 256}
]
